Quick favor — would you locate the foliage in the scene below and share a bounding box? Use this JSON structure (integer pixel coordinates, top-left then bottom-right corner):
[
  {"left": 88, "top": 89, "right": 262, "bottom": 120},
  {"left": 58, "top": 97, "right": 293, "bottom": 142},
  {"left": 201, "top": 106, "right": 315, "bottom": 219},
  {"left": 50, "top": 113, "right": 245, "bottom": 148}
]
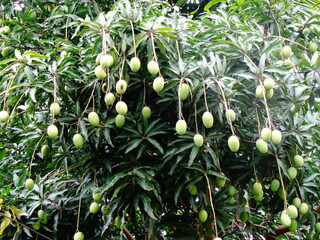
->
[{"left": 0, "top": 0, "right": 319, "bottom": 239}]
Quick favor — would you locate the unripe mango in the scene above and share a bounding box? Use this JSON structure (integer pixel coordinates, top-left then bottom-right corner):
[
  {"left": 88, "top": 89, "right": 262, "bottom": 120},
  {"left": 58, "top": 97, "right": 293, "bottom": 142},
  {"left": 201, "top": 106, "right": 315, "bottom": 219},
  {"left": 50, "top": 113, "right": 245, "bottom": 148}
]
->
[
  {"left": 202, "top": 111, "right": 214, "bottom": 128},
  {"left": 288, "top": 167, "right": 297, "bottom": 180},
  {"left": 256, "top": 139, "right": 268, "bottom": 153},
  {"left": 175, "top": 120, "right": 187, "bottom": 135},
  {"left": 115, "top": 101, "right": 128, "bottom": 115},
  {"left": 130, "top": 57, "right": 141, "bottom": 72},
  {"left": 116, "top": 80, "right": 128, "bottom": 95},
  {"left": 294, "top": 155, "right": 304, "bottom": 167},
  {"left": 115, "top": 114, "right": 125, "bottom": 128},
  {"left": 47, "top": 125, "right": 58, "bottom": 138},
  {"left": 74, "top": 232, "right": 84, "bottom": 240},
  {"left": 309, "top": 42, "right": 317, "bottom": 52},
  {"left": 270, "top": 179, "right": 280, "bottom": 192},
  {"left": 178, "top": 83, "right": 190, "bottom": 100},
  {"left": 188, "top": 185, "right": 197, "bottom": 195},
  {"left": 264, "top": 78, "right": 275, "bottom": 90},
  {"left": 89, "top": 202, "right": 99, "bottom": 214},
  {"left": 100, "top": 54, "right": 114, "bottom": 68},
  {"left": 95, "top": 66, "right": 106, "bottom": 79},
  {"left": 198, "top": 209, "right": 208, "bottom": 222},
  {"left": 73, "top": 134, "right": 84, "bottom": 148},
  {"left": 41, "top": 145, "right": 49, "bottom": 157},
  {"left": 147, "top": 60, "right": 159, "bottom": 75},
  {"left": 142, "top": 106, "right": 151, "bottom": 119},
  {"left": 292, "top": 197, "right": 301, "bottom": 208},
  {"left": 104, "top": 92, "right": 115, "bottom": 105},
  {"left": 282, "top": 46, "right": 292, "bottom": 58},
  {"left": 0, "top": 110, "right": 9, "bottom": 123},
  {"left": 271, "top": 130, "right": 282, "bottom": 144},
  {"left": 25, "top": 178, "right": 34, "bottom": 191},
  {"left": 226, "top": 109, "right": 236, "bottom": 122},
  {"left": 299, "top": 203, "right": 308, "bottom": 215},
  {"left": 281, "top": 213, "right": 291, "bottom": 227},
  {"left": 153, "top": 77, "right": 164, "bottom": 92},
  {"left": 194, "top": 134, "right": 204, "bottom": 147},
  {"left": 256, "top": 85, "right": 266, "bottom": 99},
  {"left": 228, "top": 135, "right": 240, "bottom": 152},
  {"left": 88, "top": 112, "right": 100, "bottom": 126},
  {"left": 253, "top": 182, "right": 263, "bottom": 195},
  {"left": 261, "top": 127, "right": 271, "bottom": 141},
  {"left": 50, "top": 103, "right": 61, "bottom": 116},
  {"left": 287, "top": 205, "right": 298, "bottom": 219},
  {"left": 266, "top": 89, "right": 274, "bottom": 99}
]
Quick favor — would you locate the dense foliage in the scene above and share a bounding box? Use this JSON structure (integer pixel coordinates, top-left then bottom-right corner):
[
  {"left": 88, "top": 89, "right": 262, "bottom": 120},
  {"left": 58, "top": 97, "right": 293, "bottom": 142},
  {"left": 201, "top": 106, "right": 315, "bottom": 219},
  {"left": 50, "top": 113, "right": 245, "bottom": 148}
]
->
[{"left": 0, "top": 0, "right": 319, "bottom": 239}]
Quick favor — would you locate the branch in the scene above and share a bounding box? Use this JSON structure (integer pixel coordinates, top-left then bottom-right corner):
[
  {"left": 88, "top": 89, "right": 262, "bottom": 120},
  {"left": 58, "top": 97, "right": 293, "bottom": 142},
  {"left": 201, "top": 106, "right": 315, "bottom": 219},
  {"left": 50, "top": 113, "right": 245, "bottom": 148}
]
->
[
  {"left": 0, "top": 212, "right": 51, "bottom": 240},
  {"left": 123, "top": 226, "right": 136, "bottom": 240}
]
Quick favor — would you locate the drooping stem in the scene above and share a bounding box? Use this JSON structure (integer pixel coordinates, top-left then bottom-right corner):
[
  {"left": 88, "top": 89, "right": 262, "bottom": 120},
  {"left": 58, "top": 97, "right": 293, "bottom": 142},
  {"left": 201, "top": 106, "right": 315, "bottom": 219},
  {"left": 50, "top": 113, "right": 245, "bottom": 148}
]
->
[
  {"left": 201, "top": 78, "right": 209, "bottom": 112},
  {"left": 143, "top": 79, "right": 146, "bottom": 106},
  {"left": 178, "top": 78, "right": 184, "bottom": 120},
  {"left": 150, "top": 32, "right": 163, "bottom": 78},
  {"left": 214, "top": 78, "right": 235, "bottom": 135},
  {"left": 276, "top": 154, "right": 288, "bottom": 209},
  {"left": 259, "top": 79, "right": 272, "bottom": 129},
  {"left": 79, "top": 81, "right": 97, "bottom": 123},
  {"left": 106, "top": 68, "right": 110, "bottom": 92},
  {"left": 76, "top": 190, "right": 84, "bottom": 232},
  {"left": 29, "top": 133, "right": 46, "bottom": 178},
  {"left": 3, "top": 66, "right": 23, "bottom": 110},
  {"left": 204, "top": 172, "right": 218, "bottom": 239},
  {"left": 175, "top": 40, "right": 181, "bottom": 60},
  {"left": 0, "top": 212, "right": 51, "bottom": 240},
  {"left": 119, "top": 56, "right": 126, "bottom": 81},
  {"left": 52, "top": 74, "right": 58, "bottom": 124},
  {"left": 129, "top": 20, "right": 137, "bottom": 57}
]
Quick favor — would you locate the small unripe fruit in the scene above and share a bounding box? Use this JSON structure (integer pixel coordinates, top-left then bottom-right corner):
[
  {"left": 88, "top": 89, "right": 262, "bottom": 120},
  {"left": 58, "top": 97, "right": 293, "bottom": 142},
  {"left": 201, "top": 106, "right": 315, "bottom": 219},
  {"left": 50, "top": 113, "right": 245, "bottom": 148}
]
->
[
  {"left": 142, "top": 106, "right": 151, "bottom": 119},
  {"left": 302, "top": 28, "right": 310, "bottom": 34},
  {"left": 199, "top": 210, "right": 208, "bottom": 222},
  {"left": 240, "top": 211, "right": 249, "bottom": 222},
  {"left": 101, "top": 83, "right": 107, "bottom": 93},
  {"left": 299, "top": 203, "right": 308, "bottom": 215},
  {"left": 175, "top": 120, "right": 187, "bottom": 135},
  {"left": 315, "top": 222, "right": 320, "bottom": 233},
  {"left": 278, "top": 188, "right": 287, "bottom": 200},
  {"left": 264, "top": 78, "right": 275, "bottom": 90},
  {"left": 41, "top": 214, "right": 48, "bottom": 224},
  {"left": 228, "top": 135, "right": 240, "bottom": 152},
  {"left": 153, "top": 77, "right": 164, "bottom": 92},
  {"left": 261, "top": 128, "right": 271, "bottom": 141},
  {"left": 288, "top": 219, "right": 298, "bottom": 232},
  {"left": 288, "top": 205, "right": 298, "bottom": 219},
  {"left": 188, "top": 185, "right": 197, "bottom": 195},
  {"left": 115, "top": 101, "right": 128, "bottom": 115},
  {"left": 115, "top": 216, "right": 122, "bottom": 229},
  {"left": 89, "top": 202, "right": 99, "bottom": 214},
  {"left": 88, "top": 112, "right": 100, "bottom": 126},
  {"left": 227, "top": 196, "right": 235, "bottom": 204},
  {"left": 226, "top": 109, "right": 236, "bottom": 122},
  {"left": 116, "top": 80, "right": 128, "bottom": 95},
  {"left": 147, "top": 60, "right": 159, "bottom": 75},
  {"left": 93, "top": 192, "right": 102, "bottom": 201},
  {"left": 0, "top": 110, "right": 9, "bottom": 123},
  {"left": 130, "top": 57, "right": 141, "bottom": 72},
  {"left": 32, "top": 221, "right": 41, "bottom": 230},
  {"left": 101, "top": 205, "right": 110, "bottom": 215},
  {"left": 256, "top": 85, "right": 266, "bottom": 99},
  {"left": 38, "top": 210, "right": 45, "bottom": 219},
  {"left": 115, "top": 114, "right": 125, "bottom": 128},
  {"left": 239, "top": 197, "right": 247, "bottom": 206},
  {"left": 282, "top": 46, "right": 292, "bottom": 58},
  {"left": 95, "top": 66, "right": 106, "bottom": 79},
  {"left": 253, "top": 182, "right": 263, "bottom": 195},
  {"left": 25, "top": 178, "right": 34, "bottom": 191},
  {"left": 95, "top": 53, "right": 102, "bottom": 65},
  {"left": 194, "top": 134, "right": 204, "bottom": 147},
  {"left": 104, "top": 92, "right": 115, "bottom": 105},
  {"left": 1, "top": 46, "right": 10, "bottom": 57},
  {"left": 100, "top": 54, "right": 114, "bottom": 68},
  {"left": 266, "top": 89, "right": 274, "bottom": 99},
  {"left": 283, "top": 59, "right": 294, "bottom": 68},
  {"left": 254, "top": 190, "right": 264, "bottom": 201},
  {"left": 256, "top": 139, "right": 268, "bottom": 154},
  {"left": 309, "top": 42, "right": 317, "bottom": 52},
  {"left": 270, "top": 179, "right": 280, "bottom": 192},
  {"left": 288, "top": 167, "right": 297, "bottom": 180},
  {"left": 50, "top": 103, "right": 61, "bottom": 116},
  {"left": 214, "top": 238, "right": 222, "bottom": 240},
  {"left": 202, "top": 111, "right": 214, "bottom": 128},
  {"left": 178, "top": 83, "right": 190, "bottom": 100},
  {"left": 294, "top": 155, "right": 304, "bottom": 167},
  {"left": 281, "top": 213, "right": 291, "bottom": 227},
  {"left": 217, "top": 176, "right": 226, "bottom": 188},
  {"left": 228, "top": 185, "right": 236, "bottom": 196},
  {"left": 73, "top": 134, "right": 84, "bottom": 148},
  {"left": 292, "top": 198, "right": 301, "bottom": 208},
  {"left": 29, "top": 10, "right": 37, "bottom": 19},
  {"left": 41, "top": 145, "right": 49, "bottom": 157},
  {"left": 2, "top": 26, "right": 10, "bottom": 34},
  {"left": 74, "top": 232, "right": 84, "bottom": 240},
  {"left": 47, "top": 125, "right": 58, "bottom": 138},
  {"left": 271, "top": 130, "right": 282, "bottom": 144}
]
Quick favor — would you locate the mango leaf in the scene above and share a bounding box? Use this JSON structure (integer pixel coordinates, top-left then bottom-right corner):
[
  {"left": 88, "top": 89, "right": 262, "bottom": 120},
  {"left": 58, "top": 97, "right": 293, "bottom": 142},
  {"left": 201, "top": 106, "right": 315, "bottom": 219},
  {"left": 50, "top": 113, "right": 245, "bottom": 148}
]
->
[{"left": 10, "top": 206, "right": 28, "bottom": 216}]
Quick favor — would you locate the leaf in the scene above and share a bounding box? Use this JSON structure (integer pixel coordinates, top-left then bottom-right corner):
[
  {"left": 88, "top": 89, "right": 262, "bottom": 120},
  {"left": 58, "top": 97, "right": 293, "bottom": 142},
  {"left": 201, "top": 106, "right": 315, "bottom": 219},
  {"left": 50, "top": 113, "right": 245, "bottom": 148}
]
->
[
  {"left": 139, "top": 194, "right": 157, "bottom": 219},
  {"left": 188, "top": 146, "right": 200, "bottom": 166},
  {"left": 146, "top": 138, "right": 164, "bottom": 154},
  {"left": 10, "top": 206, "right": 28, "bottom": 216},
  {"left": 29, "top": 88, "right": 37, "bottom": 103},
  {"left": 259, "top": 53, "right": 266, "bottom": 74},
  {"left": 204, "top": 0, "right": 222, "bottom": 13},
  {"left": 24, "top": 66, "right": 35, "bottom": 82},
  {"left": 0, "top": 211, "right": 11, "bottom": 235},
  {"left": 125, "top": 139, "right": 143, "bottom": 154}
]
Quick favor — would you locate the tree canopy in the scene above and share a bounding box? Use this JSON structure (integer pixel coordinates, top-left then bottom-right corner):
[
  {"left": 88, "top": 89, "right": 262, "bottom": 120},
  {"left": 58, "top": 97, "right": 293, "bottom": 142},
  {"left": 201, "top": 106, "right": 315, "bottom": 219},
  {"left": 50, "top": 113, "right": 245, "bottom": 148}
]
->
[{"left": 0, "top": 0, "right": 319, "bottom": 239}]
